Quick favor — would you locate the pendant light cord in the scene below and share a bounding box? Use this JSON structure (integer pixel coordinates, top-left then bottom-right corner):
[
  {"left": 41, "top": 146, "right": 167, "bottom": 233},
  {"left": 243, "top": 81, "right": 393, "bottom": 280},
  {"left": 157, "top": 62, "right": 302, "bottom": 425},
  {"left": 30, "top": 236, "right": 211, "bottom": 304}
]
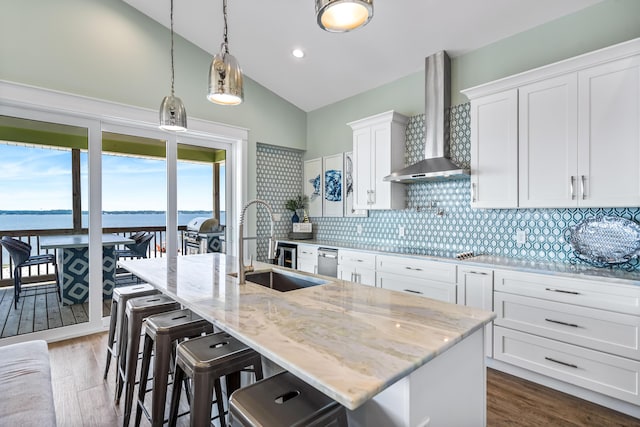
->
[
  {"left": 170, "top": 0, "right": 176, "bottom": 96},
  {"left": 222, "top": 0, "right": 229, "bottom": 54}
]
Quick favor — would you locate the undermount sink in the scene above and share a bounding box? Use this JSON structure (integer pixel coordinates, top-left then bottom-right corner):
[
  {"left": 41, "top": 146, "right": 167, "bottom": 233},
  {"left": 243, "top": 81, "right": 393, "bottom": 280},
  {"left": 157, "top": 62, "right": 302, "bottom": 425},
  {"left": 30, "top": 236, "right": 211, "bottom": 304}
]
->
[{"left": 230, "top": 269, "right": 329, "bottom": 292}]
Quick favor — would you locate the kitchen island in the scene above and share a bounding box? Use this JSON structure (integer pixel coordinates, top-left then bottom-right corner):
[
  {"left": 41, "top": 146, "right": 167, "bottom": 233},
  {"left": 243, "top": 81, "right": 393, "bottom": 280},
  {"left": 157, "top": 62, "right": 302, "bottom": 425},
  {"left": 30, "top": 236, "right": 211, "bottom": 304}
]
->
[{"left": 119, "top": 253, "right": 495, "bottom": 426}]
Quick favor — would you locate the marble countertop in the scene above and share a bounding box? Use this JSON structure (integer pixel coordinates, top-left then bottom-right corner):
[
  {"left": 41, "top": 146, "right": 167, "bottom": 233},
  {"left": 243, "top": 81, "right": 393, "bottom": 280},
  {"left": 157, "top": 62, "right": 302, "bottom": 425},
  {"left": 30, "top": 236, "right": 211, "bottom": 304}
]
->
[
  {"left": 118, "top": 253, "right": 494, "bottom": 410},
  {"left": 278, "top": 239, "right": 640, "bottom": 286}
]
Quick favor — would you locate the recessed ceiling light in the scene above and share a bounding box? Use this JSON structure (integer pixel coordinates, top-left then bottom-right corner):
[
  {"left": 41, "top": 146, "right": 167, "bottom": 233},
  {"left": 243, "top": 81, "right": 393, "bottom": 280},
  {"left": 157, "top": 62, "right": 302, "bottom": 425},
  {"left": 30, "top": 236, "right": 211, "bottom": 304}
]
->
[{"left": 292, "top": 49, "right": 305, "bottom": 58}]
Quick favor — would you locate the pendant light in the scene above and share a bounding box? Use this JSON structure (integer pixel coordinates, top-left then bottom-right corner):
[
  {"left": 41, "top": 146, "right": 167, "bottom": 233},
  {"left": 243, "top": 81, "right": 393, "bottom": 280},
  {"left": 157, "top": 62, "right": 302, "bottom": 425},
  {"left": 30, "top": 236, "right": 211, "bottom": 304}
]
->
[
  {"left": 159, "top": 0, "right": 187, "bottom": 132},
  {"left": 316, "top": 0, "right": 373, "bottom": 33},
  {"left": 207, "top": 0, "right": 243, "bottom": 105}
]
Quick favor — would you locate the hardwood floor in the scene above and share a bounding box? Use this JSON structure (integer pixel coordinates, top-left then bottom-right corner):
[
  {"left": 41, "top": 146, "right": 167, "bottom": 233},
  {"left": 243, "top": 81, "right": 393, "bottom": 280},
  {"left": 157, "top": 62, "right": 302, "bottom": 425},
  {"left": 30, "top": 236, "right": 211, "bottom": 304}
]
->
[
  {"left": 47, "top": 332, "right": 640, "bottom": 426},
  {"left": 487, "top": 369, "right": 639, "bottom": 427}
]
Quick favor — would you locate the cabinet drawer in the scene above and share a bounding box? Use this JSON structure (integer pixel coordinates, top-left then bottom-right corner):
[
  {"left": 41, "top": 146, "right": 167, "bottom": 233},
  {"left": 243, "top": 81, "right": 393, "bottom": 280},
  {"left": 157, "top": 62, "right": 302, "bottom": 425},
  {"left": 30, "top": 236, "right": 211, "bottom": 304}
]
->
[
  {"left": 495, "top": 292, "right": 640, "bottom": 360},
  {"left": 494, "top": 270, "right": 640, "bottom": 315},
  {"left": 338, "top": 250, "right": 376, "bottom": 269},
  {"left": 494, "top": 327, "right": 640, "bottom": 405},
  {"left": 377, "top": 255, "right": 457, "bottom": 283},
  {"left": 297, "top": 244, "right": 318, "bottom": 261},
  {"left": 377, "top": 271, "right": 456, "bottom": 303}
]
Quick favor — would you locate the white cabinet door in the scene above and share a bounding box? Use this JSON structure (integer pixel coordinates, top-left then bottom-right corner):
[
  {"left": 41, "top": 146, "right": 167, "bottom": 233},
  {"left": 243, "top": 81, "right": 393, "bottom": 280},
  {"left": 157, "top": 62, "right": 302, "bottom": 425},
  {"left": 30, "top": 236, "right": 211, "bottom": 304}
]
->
[
  {"left": 338, "top": 265, "right": 376, "bottom": 287},
  {"left": 297, "top": 259, "right": 317, "bottom": 274},
  {"left": 352, "top": 127, "right": 372, "bottom": 210},
  {"left": 578, "top": 55, "right": 640, "bottom": 207},
  {"left": 457, "top": 266, "right": 494, "bottom": 357},
  {"left": 518, "top": 74, "right": 578, "bottom": 208},
  {"left": 349, "top": 111, "right": 407, "bottom": 210},
  {"left": 470, "top": 89, "right": 518, "bottom": 208},
  {"left": 297, "top": 244, "right": 318, "bottom": 274},
  {"left": 338, "top": 250, "right": 376, "bottom": 286}
]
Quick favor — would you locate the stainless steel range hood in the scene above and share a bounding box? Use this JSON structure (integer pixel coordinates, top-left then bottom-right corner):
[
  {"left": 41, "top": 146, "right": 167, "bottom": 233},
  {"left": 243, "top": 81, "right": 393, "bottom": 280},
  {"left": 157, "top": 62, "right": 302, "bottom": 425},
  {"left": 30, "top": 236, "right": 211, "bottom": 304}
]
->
[{"left": 384, "top": 51, "right": 469, "bottom": 183}]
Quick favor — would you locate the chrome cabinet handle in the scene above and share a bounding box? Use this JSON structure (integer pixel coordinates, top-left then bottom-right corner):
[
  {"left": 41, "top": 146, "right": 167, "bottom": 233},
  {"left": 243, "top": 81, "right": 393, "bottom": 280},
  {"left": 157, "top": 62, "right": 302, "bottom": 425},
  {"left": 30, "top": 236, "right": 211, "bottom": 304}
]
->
[
  {"left": 545, "top": 356, "right": 578, "bottom": 369},
  {"left": 570, "top": 176, "right": 576, "bottom": 200},
  {"left": 545, "top": 318, "right": 579, "bottom": 328},
  {"left": 403, "top": 289, "right": 423, "bottom": 295},
  {"left": 581, "top": 175, "right": 586, "bottom": 200},
  {"left": 545, "top": 287, "right": 580, "bottom": 295},
  {"left": 370, "top": 190, "right": 375, "bottom": 205},
  {"left": 468, "top": 271, "right": 488, "bottom": 275},
  {"left": 471, "top": 183, "right": 477, "bottom": 203},
  {"left": 405, "top": 266, "right": 423, "bottom": 272}
]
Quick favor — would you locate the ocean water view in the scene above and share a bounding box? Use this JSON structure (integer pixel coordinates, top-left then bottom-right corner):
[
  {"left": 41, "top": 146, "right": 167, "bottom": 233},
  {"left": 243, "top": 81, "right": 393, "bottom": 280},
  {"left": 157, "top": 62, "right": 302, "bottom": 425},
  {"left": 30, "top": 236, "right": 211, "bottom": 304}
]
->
[
  {"left": 0, "top": 210, "right": 225, "bottom": 231},
  {"left": 0, "top": 211, "right": 226, "bottom": 268}
]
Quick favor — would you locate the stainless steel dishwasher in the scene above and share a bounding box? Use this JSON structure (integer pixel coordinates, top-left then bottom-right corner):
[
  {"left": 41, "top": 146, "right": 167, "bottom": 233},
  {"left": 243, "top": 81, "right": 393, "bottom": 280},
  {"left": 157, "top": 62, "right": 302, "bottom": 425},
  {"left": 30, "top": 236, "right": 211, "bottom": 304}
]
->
[{"left": 317, "top": 247, "right": 338, "bottom": 277}]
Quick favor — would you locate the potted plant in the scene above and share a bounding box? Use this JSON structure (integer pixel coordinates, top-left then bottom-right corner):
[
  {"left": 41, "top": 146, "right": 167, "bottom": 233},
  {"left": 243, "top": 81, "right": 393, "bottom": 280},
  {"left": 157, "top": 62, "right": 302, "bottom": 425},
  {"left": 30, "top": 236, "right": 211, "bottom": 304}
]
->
[{"left": 285, "top": 195, "right": 308, "bottom": 223}]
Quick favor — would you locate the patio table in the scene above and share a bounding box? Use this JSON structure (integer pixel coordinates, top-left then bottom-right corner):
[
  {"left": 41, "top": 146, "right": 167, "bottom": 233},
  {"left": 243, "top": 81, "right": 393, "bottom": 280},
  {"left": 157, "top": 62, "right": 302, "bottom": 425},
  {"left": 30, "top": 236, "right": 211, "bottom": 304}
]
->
[{"left": 40, "top": 234, "right": 134, "bottom": 305}]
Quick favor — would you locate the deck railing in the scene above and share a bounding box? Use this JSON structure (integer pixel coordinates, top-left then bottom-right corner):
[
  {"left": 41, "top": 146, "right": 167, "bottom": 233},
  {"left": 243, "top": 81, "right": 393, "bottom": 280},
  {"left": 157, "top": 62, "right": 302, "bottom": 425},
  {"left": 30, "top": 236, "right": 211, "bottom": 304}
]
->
[{"left": 0, "top": 226, "right": 188, "bottom": 288}]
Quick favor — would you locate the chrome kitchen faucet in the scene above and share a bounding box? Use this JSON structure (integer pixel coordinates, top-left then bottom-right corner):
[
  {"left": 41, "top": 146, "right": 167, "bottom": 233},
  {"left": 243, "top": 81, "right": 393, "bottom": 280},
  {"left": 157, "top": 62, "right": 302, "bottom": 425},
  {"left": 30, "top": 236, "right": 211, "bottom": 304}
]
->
[{"left": 238, "top": 199, "right": 276, "bottom": 284}]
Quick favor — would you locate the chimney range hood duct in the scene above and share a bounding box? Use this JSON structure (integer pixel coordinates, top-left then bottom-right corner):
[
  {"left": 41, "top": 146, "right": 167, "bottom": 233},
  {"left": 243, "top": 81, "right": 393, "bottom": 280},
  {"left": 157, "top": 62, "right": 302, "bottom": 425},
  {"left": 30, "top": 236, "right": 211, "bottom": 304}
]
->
[{"left": 384, "top": 51, "right": 469, "bottom": 183}]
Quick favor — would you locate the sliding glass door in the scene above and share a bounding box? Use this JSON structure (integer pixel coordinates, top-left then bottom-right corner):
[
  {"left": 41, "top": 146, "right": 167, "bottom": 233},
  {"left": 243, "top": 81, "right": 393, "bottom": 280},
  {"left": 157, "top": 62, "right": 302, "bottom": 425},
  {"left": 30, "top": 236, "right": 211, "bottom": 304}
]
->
[{"left": 0, "top": 108, "right": 99, "bottom": 342}]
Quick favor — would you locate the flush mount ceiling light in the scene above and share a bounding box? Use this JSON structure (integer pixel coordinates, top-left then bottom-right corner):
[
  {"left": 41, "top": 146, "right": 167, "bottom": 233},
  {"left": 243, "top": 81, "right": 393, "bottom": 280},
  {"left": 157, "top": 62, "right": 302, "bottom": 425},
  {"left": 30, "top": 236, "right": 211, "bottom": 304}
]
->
[
  {"left": 316, "top": 0, "right": 373, "bottom": 33},
  {"left": 207, "top": 0, "right": 243, "bottom": 105},
  {"left": 159, "top": 0, "right": 187, "bottom": 132},
  {"left": 292, "top": 48, "right": 305, "bottom": 58}
]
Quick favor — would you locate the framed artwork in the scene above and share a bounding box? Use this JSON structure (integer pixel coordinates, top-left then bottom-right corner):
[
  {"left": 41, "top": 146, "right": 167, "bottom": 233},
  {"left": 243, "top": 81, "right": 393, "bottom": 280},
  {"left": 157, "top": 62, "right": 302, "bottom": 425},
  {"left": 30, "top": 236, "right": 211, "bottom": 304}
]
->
[
  {"left": 303, "top": 158, "right": 322, "bottom": 217},
  {"left": 322, "top": 153, "right": 344, "bottom": 217},
  {"left": 344, "top": 151, "right": 368, "bottom": 217}
]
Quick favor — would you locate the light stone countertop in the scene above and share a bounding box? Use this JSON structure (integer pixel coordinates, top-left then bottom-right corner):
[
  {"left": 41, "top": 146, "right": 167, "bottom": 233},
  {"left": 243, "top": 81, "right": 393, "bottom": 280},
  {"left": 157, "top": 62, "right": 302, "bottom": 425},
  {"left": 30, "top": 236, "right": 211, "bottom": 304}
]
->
[
  {"left": 118, "top": 253, "right": 495, "bottom": 410},
  {"left": 279, "top": 239, "right": 640, "bottom": 286}
]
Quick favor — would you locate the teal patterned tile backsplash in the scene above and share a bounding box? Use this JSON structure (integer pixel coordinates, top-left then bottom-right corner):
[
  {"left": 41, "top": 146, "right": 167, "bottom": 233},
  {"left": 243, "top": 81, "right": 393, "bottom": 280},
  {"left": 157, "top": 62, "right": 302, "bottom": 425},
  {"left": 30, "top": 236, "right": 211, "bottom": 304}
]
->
[{"left": 256, "top": 104, "right": 640, "bottom": 267}]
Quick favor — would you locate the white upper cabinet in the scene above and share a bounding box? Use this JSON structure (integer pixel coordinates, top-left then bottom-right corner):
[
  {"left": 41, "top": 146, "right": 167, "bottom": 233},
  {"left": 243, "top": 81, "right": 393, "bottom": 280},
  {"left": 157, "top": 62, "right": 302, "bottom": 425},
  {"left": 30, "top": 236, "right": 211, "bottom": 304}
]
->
[
  {"left": 518, "top": 74, "right": 578, "bottom": 208},
  {"left": 470, "top": 89, "right": 518, "bottom": 208},
  {"left": 577, "top": 56, "right": 640, "bottom": 207},
  {"left": 463, "top": 38, "right": 640, "bottom": 208},
  {"left": 348, "top": 111, "right": 408, "bottom": 210}
]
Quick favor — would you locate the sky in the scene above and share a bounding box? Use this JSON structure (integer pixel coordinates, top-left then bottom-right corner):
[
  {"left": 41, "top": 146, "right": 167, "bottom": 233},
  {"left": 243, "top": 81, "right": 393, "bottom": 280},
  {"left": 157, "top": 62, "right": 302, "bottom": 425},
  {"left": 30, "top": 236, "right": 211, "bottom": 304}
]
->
[{"left": 0, "top": 143, "right": 225, "bottom": 212}]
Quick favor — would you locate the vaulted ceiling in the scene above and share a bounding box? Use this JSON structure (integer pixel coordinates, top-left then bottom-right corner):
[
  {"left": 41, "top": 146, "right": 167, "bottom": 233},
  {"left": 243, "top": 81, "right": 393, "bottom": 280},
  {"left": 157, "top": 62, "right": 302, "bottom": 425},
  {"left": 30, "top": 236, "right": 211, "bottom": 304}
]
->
[{"left": 124, "top": 0, "right": 603, "bottom": 112}]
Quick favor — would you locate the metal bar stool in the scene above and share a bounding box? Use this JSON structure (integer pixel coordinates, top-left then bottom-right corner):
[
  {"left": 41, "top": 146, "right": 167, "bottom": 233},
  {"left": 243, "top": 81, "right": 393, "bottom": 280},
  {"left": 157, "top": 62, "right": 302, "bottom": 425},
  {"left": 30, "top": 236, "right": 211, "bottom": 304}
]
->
[
  {"left": 229, "top": 371, "right": 348, "bottom": 427},
  {"left": 134, "top": 309, "right": 214, "bottom": 427},
  {"left": 104, "top": 283, "right": 159, "bottom": 381},
  {"left": 168, "top": 332, "right": 264, "bottom": 427},
  {"left": 118, "top": 294, "right": 181, "bottom": 427}
]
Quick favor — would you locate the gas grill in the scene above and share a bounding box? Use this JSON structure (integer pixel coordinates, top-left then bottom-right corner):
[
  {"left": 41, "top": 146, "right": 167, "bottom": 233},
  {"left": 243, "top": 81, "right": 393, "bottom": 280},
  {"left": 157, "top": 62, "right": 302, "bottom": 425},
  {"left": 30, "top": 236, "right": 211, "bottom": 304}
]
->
[{"left": 183, "top": 217, "right": 225, "bottom": 254}]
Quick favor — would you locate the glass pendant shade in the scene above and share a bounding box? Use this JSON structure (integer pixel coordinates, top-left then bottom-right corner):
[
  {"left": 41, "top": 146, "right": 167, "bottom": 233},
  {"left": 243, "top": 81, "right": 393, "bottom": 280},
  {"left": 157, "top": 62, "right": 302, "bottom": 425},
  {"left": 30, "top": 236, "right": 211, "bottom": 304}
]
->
[
  {"left": 207, "top": 49, "right": 244, "bottom": 105},
  {"left": 316, "top": 0, "right": 373, "bottom": 32},
  {"left": 159, "top": 95, "right": 187, "bottom": 132}
]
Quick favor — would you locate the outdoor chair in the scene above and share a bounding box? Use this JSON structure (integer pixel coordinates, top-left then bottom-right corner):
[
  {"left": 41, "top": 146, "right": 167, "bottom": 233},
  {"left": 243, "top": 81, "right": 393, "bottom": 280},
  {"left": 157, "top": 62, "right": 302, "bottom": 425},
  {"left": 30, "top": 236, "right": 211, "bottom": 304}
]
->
[
  {"left": 0, "top": 236, "right": 61, "bottom": 309},
  {"left": 115, "top": 233, "right": 154, "bottom": 260},
  {"left": 128, "top": 231, "right": 147, "bottom": 243}
]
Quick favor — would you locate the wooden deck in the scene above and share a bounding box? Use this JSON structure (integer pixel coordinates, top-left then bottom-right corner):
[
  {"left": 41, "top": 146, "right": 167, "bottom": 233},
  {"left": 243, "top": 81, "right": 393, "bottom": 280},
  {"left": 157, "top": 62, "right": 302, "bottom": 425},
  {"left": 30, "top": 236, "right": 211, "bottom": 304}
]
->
[{"left": 0, "top": 274, "right": 137, "bottom": 338}]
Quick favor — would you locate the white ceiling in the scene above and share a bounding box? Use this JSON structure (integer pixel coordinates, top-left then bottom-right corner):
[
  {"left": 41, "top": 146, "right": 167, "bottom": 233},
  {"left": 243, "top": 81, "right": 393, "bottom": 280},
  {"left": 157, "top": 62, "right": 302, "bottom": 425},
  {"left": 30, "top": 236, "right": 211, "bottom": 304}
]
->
[{"left": 123, "top": 0, "right": 603, "bottom": 112}]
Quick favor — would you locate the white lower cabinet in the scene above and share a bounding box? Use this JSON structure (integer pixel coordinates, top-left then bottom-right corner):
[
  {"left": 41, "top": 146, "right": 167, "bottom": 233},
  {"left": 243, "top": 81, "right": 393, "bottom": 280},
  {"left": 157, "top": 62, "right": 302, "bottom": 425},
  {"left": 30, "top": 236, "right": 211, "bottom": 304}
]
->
[
  {"left": 495, "top": 292, "right": 640, "bottom": 360},
  {"left": 376, "top": 255, "right": 457, "bottom": 303},
  {"left": 493, "top": 268, "right": 640, "bottom": 406},
  {"left": 296, "top": 244, "right": 318, "bottom": 274},
  {"left": 494, "top": 327, "right": 640, "bottom": 405},
  {"left": 337, "top": 250, "right": 376, "bottom": 287},
  {"left": 457, "top": 266, "right": 494, "bottom": 357}
]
